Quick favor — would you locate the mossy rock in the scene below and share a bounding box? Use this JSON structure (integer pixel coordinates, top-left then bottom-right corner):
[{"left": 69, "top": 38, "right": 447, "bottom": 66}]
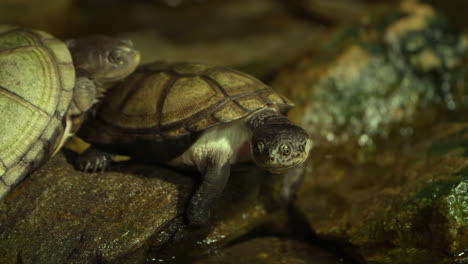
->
[
  {"left": 295, "top": 122, "right": 468, "bottom": 264},
  {"left": 273, "top": 1, "right": 468, "bottom": 156}
]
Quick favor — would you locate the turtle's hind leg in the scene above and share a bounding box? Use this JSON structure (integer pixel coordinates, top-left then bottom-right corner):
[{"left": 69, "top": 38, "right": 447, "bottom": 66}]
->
[{"left": 75, "top": 147, "right": 115, "bottom": 173}]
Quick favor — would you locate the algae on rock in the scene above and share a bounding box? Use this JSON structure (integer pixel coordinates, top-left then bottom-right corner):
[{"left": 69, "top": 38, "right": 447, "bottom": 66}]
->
[{"left": 273, "top": 1, "right": 468, "bottom": 153}]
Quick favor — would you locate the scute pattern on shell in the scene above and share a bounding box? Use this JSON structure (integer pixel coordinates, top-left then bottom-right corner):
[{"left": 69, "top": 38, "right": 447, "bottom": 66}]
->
[
  {"left": 0, "top": 26, "right": 75, "bottom": 198},
  {"left": 89, "top": 62, "right": 292, "bottom": 141}
]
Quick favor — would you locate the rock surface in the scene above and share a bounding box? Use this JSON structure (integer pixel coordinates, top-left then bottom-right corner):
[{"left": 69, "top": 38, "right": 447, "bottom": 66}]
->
[
  {"left": 295, "top": 122, "right": 468, "bottom": 264},
  {"left": 144, "top": 165, "right": 287, "bottom": 263},
  {"left": 0, "top": 153, "right": 191, "bottom": 263},
  {"left": 0, "top": 154, "right": 287, "bottom": 263},
  {"left": 193, "top": 237, "right": 346, "bottom": 264}
]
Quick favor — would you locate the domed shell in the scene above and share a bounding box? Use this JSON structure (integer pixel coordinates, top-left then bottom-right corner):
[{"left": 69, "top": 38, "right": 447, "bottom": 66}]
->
[
  {"left": 95, "top": 62, "right": 293, "bottom": 138},
  {"left": 0, "top": 26, "right": 75, "bottom": 197}
]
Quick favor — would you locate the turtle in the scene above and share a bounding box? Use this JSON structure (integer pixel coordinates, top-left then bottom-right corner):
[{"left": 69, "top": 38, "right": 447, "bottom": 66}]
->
[
  {"left": 0, "top": 25, "right": 140, "bottom": 199},
  {"left": 75, "top": 61, "right": 312, "bottom": 225},
  {"left": 62, "top": 34, "right": 141, "bottom": 140}
]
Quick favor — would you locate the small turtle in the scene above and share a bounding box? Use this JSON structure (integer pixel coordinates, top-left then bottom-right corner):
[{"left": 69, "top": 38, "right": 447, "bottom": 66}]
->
[
  {"left": 0, "top": 26, "right": 140, "bottom": 199},
  {"left": 76, "top": 62, "right": 311, "bottom": 225},
  {"left": 62, "top": 34, "right": 141, "bottom": 142}
]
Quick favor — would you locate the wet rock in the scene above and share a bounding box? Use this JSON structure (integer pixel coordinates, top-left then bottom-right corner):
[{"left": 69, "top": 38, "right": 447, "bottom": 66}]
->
[
  {"left": 0, "top": 153, "right": 191, "bottom": 263},
  {"left": 193, "top": 237, "right": 345, "bottom": 264},
  {"left": 145, "top": 165, "right": 287, "bottom": 262},
  {"left": 0, "top": 153, "right": 286, "bottom": 263},
  {"left": 273, "top": 1, "right": 468, "bottom": 153},
  {"left": 295, "top": 122, "right": 468, "bottom": 264}
]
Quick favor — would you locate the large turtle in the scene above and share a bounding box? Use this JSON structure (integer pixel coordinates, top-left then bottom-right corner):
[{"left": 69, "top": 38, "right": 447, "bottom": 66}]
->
[
  {"left": 0, "top": 26, "right": 140, "bottom": 199},
  {"left": 76, "top": 61, "right": 311, "bottom": 225}
]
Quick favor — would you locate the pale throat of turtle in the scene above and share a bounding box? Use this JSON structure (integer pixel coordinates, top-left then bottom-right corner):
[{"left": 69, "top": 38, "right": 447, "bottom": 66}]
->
[{"left": 169, "top": 120, "right": 252, "bottom": 169}]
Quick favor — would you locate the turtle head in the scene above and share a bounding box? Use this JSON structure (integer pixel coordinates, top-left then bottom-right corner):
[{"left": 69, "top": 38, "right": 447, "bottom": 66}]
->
[
  {"left": 251, "top": 124, "right": 311, "bottom": 173},
  {"left": 67, "top": 35, "right": 140, "bottom": 95}
]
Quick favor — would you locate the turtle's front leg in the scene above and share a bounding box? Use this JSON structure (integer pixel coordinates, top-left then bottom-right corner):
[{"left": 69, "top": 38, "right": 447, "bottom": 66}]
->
[
  {"left": 75, "top": 146, "right": 115, "bottom": 173},
  {"left": 186, "top": 157, "right": 230, "bottom": 226},
  {"left": 280, "top": 161, "right": 307, "bottom": 203}
]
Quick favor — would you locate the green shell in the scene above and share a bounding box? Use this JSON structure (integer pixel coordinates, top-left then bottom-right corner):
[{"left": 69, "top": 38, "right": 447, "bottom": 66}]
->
[{"left": 0, "top": 26, "right": 75, "bottom": 198}]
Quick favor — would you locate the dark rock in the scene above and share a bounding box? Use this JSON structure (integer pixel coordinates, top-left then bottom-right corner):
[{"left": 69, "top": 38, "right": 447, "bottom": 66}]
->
[
  {"left": 0, "top": 153, "right": 191, "bottom": 263},
  {"left": 193, "top": 237, "right": 345, "bottom": 264},
  {"left": 294, "top": 120, "right": 468, "bottom": 264},
  {"left": 145, "top": 165, "right": 287, "bottom": 262}
]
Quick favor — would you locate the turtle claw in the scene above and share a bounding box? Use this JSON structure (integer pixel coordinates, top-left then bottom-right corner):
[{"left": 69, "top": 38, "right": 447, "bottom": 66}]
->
[
  {"left": 100, "top": 161, "right": 108, "bottom": 173},
  {"left": 83, "top": 161, "right": 92, "bottom": 173},
  {"left": 75, "top": 148, "right": 113, "bottom": 173},
  {"left": 92, "top": 155, "right": 110, "bottom": 173}
]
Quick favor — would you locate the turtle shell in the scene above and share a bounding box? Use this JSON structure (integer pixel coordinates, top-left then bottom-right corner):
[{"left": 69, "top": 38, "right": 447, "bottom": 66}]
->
[
  {"left": 0, "top": 26, "right": 75, "bottom": 197},
  {"left": 83, "top": 62, "right": 293, "bottom": 145}
]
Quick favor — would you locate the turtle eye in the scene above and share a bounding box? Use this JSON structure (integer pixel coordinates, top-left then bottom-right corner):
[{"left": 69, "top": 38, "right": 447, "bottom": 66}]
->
[
  {"left": 108, "top": 49, "right": 125, "bottom": 65},
  {"left": 280, "top": 144, "right": 291, "bottom": 156}
]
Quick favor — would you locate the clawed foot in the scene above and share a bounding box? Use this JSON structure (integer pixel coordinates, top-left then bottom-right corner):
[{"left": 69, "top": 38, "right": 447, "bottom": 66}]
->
[{"left": 75, "top": 148, "right": 113, "bottom": 173}]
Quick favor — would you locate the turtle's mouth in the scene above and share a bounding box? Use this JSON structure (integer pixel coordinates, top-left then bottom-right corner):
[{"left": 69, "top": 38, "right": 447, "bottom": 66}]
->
[
  {"left": 264, "top": 160, "right": 307, "bottom": 174},
  {"left": 254, "top": 155, "right": 307, "bottom": 174}
]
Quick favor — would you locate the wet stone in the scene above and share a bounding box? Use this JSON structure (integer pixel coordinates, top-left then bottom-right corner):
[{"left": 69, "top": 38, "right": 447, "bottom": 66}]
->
[
  {"left": 295, "top": 122, "right": 468, "bottom": 264},
  {"left": 145, "top": 165, "right": 287, "bottom": 262},
  {"left": 0, "top": 153, "right": 192, "bottom": 263},
  {"left": 193, "top": 237, "right": 345, "bottom": 264},
  {"left": 0, "top": 154, "right": 288, "bottom": 263}
]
